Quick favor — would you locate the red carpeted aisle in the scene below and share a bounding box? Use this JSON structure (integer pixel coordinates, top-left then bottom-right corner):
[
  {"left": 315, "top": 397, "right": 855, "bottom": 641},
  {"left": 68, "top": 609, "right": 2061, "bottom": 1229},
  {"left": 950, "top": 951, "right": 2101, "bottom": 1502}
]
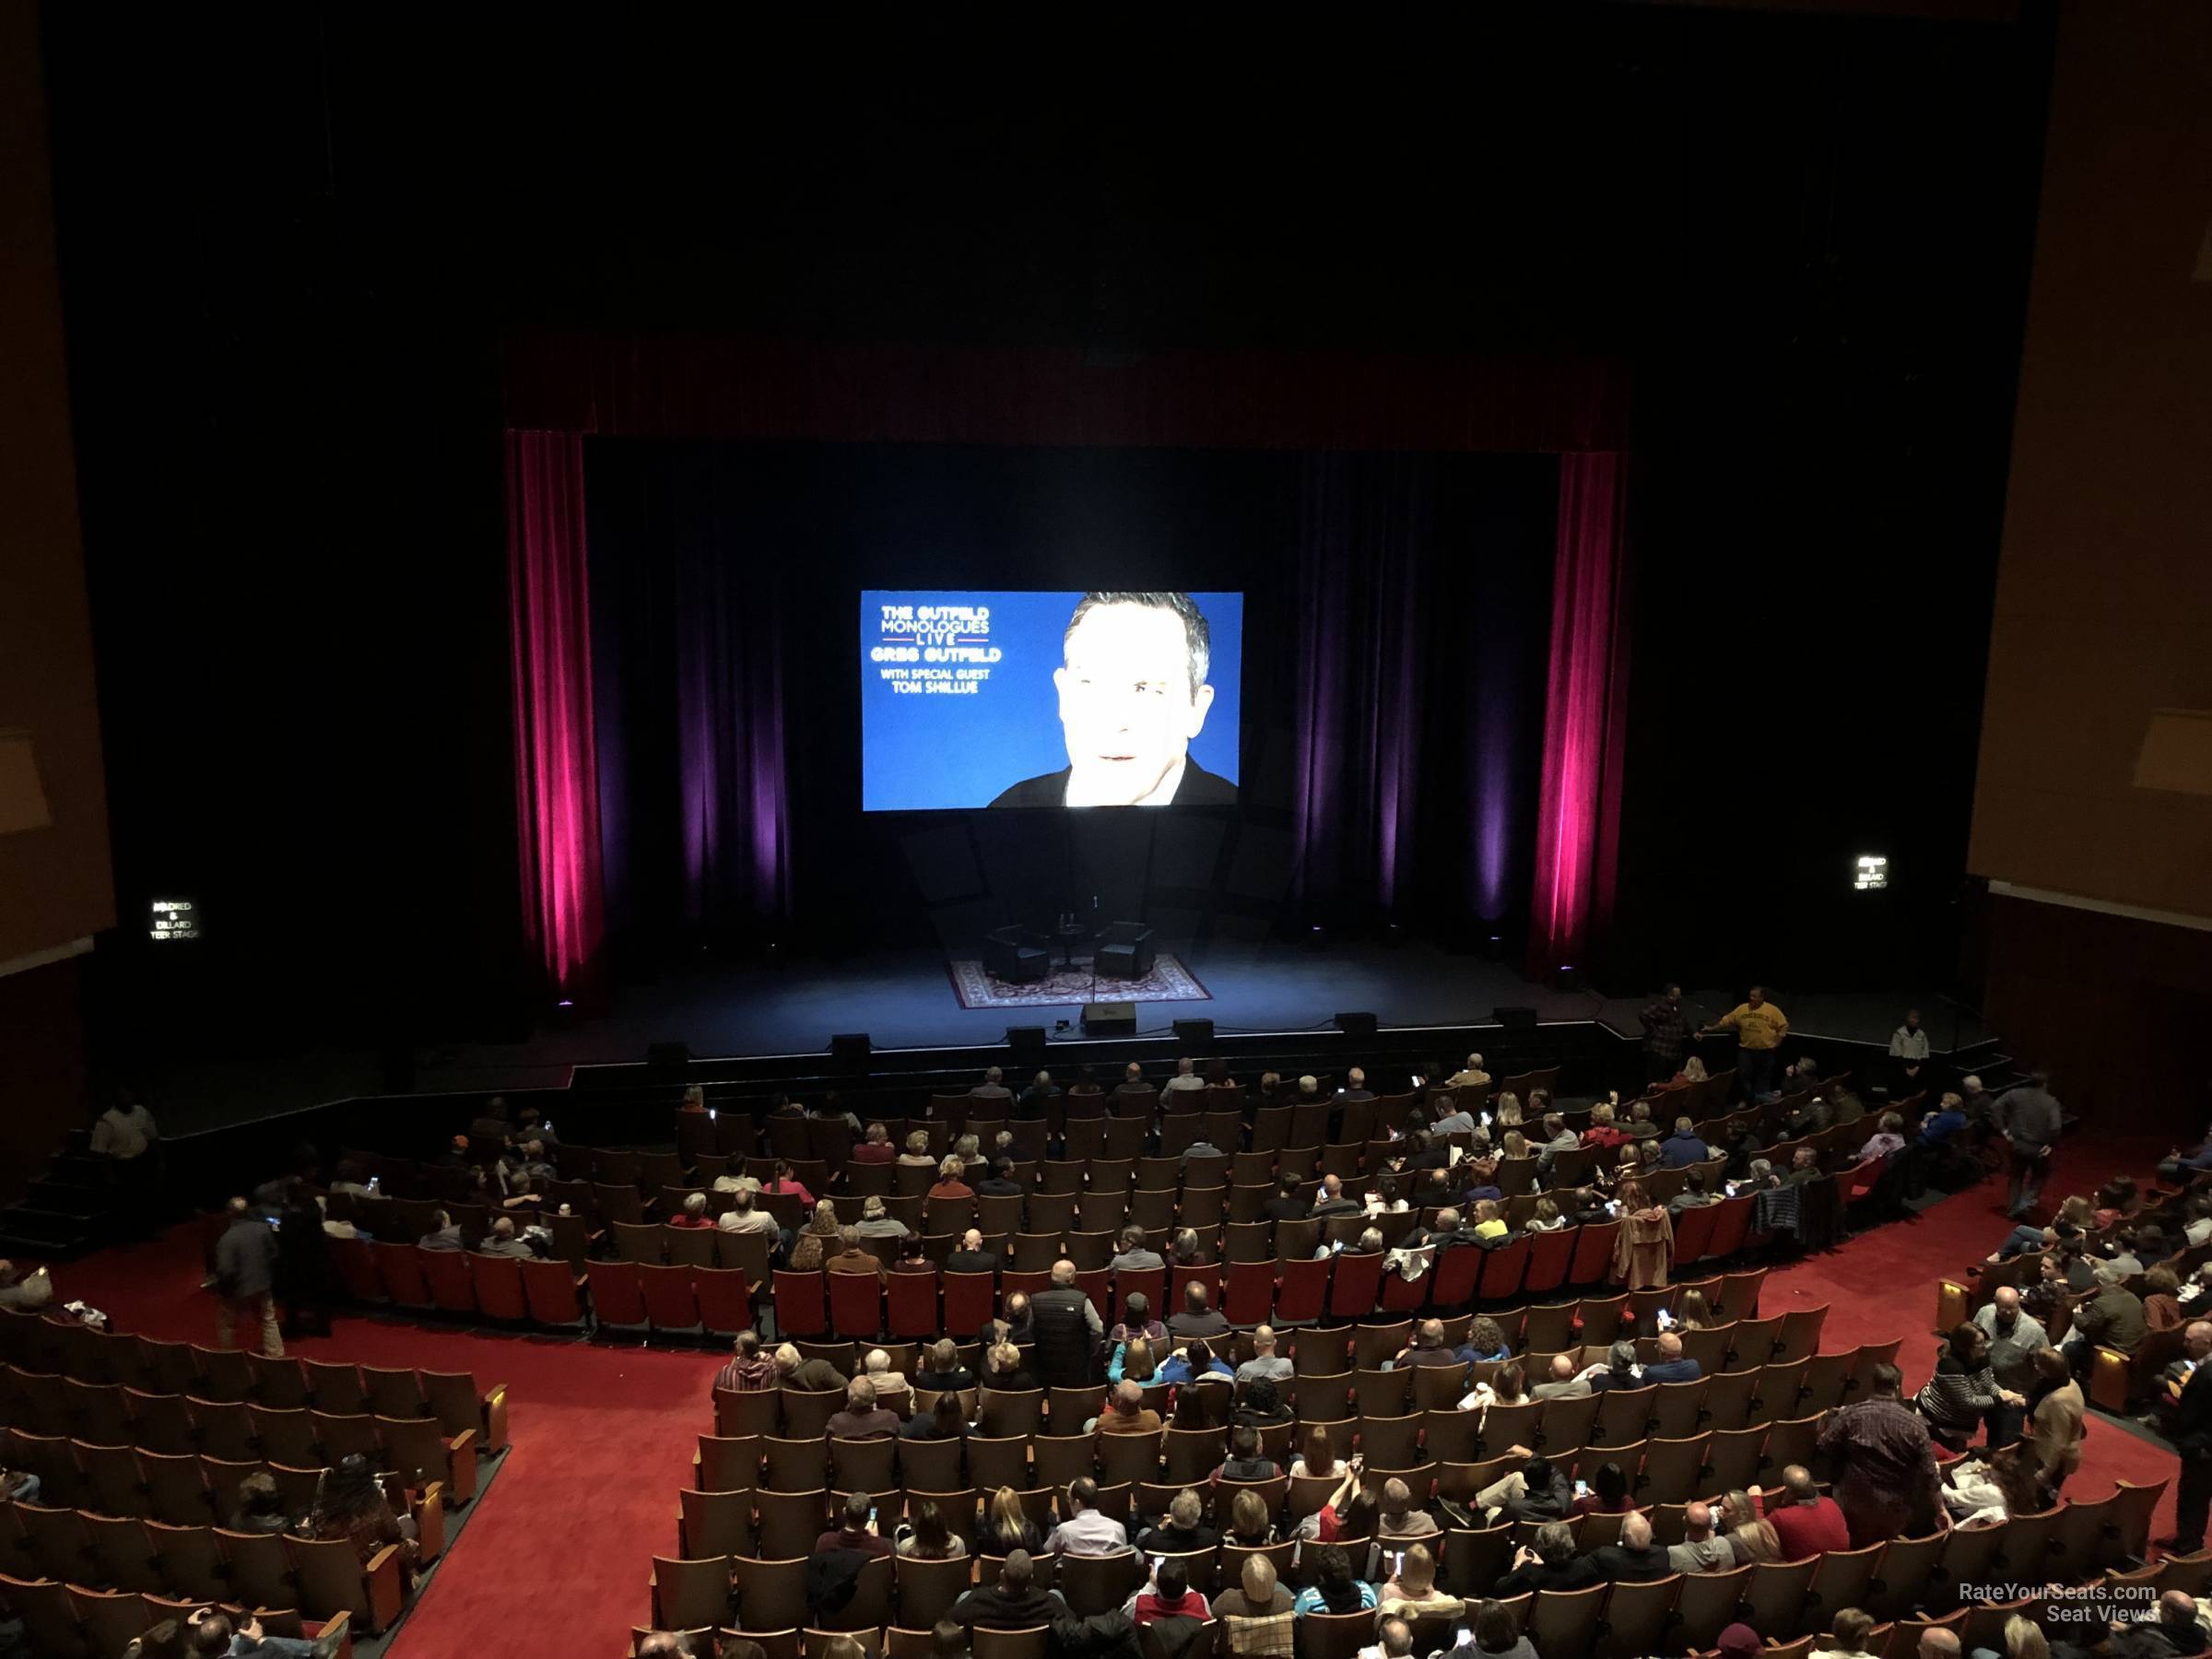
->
[{"left": 53, "top": 1126, "right": 2183, "bottom": 1659}]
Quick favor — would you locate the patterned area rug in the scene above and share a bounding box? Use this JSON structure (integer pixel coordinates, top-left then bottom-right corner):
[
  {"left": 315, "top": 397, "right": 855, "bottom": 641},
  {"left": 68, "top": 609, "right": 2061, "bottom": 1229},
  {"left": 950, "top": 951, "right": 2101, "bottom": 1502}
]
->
[{"left": 946, "top": 953, "right": 1211, "bottom": 1009}]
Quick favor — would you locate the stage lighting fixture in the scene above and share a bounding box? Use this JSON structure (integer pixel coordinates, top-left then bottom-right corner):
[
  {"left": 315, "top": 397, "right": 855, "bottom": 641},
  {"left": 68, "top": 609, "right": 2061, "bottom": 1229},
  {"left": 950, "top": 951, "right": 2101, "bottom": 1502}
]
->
[{"left": 1853, "top": 854, "right": 1889, "bottom": 892}]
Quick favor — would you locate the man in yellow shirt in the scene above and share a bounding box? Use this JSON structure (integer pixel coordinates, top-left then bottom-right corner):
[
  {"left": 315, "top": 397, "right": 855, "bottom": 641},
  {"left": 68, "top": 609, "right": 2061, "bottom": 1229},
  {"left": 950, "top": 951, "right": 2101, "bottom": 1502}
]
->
[{"left": 1700, "top": 986, "right": 1788, "bottom": 1101}]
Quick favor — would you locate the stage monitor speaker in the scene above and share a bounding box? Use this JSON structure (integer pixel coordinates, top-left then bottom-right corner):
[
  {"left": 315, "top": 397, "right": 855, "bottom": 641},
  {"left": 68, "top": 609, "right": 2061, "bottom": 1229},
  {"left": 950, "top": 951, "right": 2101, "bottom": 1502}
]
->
[
  {"left": 1172, "top": 1018, "right": 1215, "bottom": 1046},
  {"left": 830, "top": 1033, "right": 871, "bottom": 1072},
  {"left": 645, "top": 1041, "right": 691, "bottom": 1072},
  {"left": 1084, "top": 1002, "right": 1137, "bottom": 1038},
  {"left": 1492, "top": 1006, "right": 1539, "bottom": 1030},
  {"left": 1006, "top": 1025, "right": 1048, "bottom": 1058},
  {"left": 1334, "top": 1011, "right": 1378, "bottom": 1039}
]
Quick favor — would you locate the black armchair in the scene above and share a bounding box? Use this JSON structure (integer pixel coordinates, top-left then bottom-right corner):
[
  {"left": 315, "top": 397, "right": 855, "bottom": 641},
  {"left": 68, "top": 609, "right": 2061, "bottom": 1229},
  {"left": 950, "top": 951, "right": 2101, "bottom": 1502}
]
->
[
  {"left": 1093, "top": 921, "right": 1157, "bottom": 980},
  {"left": 983, "top": 925, "right": 1050, "bottom": 985}
]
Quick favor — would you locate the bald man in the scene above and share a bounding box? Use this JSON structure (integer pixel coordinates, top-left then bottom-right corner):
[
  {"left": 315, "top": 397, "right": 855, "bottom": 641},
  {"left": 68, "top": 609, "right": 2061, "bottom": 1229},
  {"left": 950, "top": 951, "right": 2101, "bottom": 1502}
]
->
[
  {"left": 1914, "top": 1628, "right": 1961, "bottom": 1659},
  {"left": 1972, "top": 1283, "right": 2050, "bottom": 1397},
  {"left": 2104, "top": 1590, "right": 2205, "bottom": 1658},
  {"left": 946, "top": 1229, "right": 999, "bottom": 1277},
  {"left": 1531, "top": 1352, "right": 1591, "bottom": 1401},
  {"left": 1593, "top": 1510, "right": 1672, "bottom": 1582},
  {"left": 1668, "top": 1500, "right": 1735, "bottom": 1573},
  {"left": 1030, "top": 1258, "right": 1103, "bottom": 1388},
  {"left": 1643, "top": 1329, "right": 1703, "bottom": 1384}
]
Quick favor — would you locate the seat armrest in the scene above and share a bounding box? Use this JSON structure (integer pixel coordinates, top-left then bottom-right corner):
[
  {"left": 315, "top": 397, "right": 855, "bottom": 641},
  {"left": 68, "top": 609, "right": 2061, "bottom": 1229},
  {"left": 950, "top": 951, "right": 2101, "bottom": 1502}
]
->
[
  {"left": 362, "top": 1544, "right": 405, "bottom": 1633},
  {"left": 480, "top": 1382, "right": 510, "bottom": 1454},
  {"left": 414, "top": 1479, "right": 448, "bottom": 1563}
]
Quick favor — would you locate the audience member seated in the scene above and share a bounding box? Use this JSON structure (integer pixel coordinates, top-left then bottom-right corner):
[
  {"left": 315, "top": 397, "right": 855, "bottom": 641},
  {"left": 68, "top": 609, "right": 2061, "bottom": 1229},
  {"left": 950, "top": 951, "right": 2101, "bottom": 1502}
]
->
[
  {"left": 978, "top": 1486, "right": 1044, "bottom": 1557},
  {"left": 1137, "top": 1488, "right": 1219, "bottom": 1555},
  {"left": 1289, "top": 1425, "right": 1343, "bottom": 1477},
  {"left": 818, "top": 1490, "right": 897, "bottom": 1559},
  {"left": 1293, "top": 1544, "right": 1380, "bottom": 1614},
  {"left": 901, "top": 1390, "right": 970, "bottom": 1446},
  {"left": 826, "top": 1225, "right": 890, "bottom": 1282},
  {"left": 1530, "top": 1353, "right": 1590, "bottom": 1400},
  {"left": 851, "top": 1123, "right": 898, "bottom": 1164},
  {"left": 1591, "top": 1511, "right": 1672, "bottom": 1583},
  {"left": 945, "top": 1229, "right": 999, "bottom": 1275},
  {"left": 1755, "top": 1464, "right": 1853, "bottom": 1558},
  {"left": 1045, "top": 1477, "right": 1128, "bottom": 1556},
  {"left": 854, "top": 1195, "right": 909, "bottom": 1240},
  {"left": 1571, "top": 1460, "right": 1633, "bottom": 1516},
  {"left": 1667, "top": 1500, "right": 1735, "bottom": 1573},
  {"left": 1214, "top": 1551, "right": 1294, "bottom": 1619},
  {"left": 952, "top": 1548, "right": 1069, "bottom": 1628},
  {"left": 1099, "top": 1379, "right": 1162, "bottom": 1435},
  {"left": 1132, "top": 1557, "right": 1210, "bottom": 1626},
  {"left": 1377, "top": 1541, "right": 1463, "bottom": 1616},
  {"left": 1215, "top": 1423, "right": 1280, "bottom": 1483},
  {"left": 1476, "top": 1453, "right": 1574, "bottom": 1524},
  {"left": 774, "top": 1342, "right": 847, "bottom": 1392},
  {"left": 312, "top": 1454, "right": 419, "bottom": 1591},
  {"left": 1162, "top": 1336, "right": 1234, "bottom": 1388},
  {"left": 1493, "top": 1520, "right": 1601, "bottom": 1596},
  {"left": 227, "top": 1469, "right": 296, "bottom": 1535},
  {"left": 1225, "top": 1487, "right": 1275, "bottom": 1547},
  {"left": 1168, "top": 1281, "right": 1230, "bottom": 1339},
  {"left": 2065, "top": 1273, "right": 2149, "bottom": 1375},
  {"left": 915, "top": 1337, "right": 977, "bottom": 1392},
  {"left": 826, "top": 1378, "right": 902, "bottom": 1440},
  {"left": 1236, "top": 1324, "right": 1292, "bottom": 1383},
  {"left": 182, "top": 1606, "right": 341, "bottom": 1659},
  {"left": 898, "top": 1498, "right": 968, "bottom": 1559}
]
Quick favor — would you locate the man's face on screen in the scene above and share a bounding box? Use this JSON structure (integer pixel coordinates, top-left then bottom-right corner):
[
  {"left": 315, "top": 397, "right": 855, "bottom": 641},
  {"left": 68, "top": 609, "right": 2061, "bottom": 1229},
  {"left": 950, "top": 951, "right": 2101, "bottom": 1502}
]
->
[{"left": 1053, "top": 602, "right": 1215, "bottom": 806}]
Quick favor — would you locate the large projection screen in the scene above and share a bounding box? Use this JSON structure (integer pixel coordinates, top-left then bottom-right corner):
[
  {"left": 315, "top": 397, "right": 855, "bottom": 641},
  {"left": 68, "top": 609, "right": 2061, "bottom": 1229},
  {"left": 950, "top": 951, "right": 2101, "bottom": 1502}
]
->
[{"left": 862, "top": 590, "right": 1242, "bottom": 811}]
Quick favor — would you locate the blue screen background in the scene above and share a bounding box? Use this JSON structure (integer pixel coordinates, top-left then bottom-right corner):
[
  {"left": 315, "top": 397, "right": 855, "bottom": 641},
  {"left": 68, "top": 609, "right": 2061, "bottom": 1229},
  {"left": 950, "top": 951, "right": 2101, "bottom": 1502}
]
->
[{"left": 860, "top": 590, "right": 1242, "bottom": 810}]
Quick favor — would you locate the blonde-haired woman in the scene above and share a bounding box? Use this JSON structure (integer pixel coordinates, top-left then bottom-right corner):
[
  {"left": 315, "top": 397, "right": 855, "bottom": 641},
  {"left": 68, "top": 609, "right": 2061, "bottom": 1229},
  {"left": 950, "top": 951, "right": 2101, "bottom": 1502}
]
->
[
  {"left": 979, "top": 1484, "right": 1042, "bottom": 1555},
  {"left": 929, "top": 1157, "right": 974, "bottom": 1201},
  {"left": 1492, "top": 1093, "right": 1524, "bottom": 1128},
  {"left": 789, "top": 1199, "right": 839, "bottom": 1271},
  {"left": 897, "top": 1130, "right": 936, "bottom": 1168}
]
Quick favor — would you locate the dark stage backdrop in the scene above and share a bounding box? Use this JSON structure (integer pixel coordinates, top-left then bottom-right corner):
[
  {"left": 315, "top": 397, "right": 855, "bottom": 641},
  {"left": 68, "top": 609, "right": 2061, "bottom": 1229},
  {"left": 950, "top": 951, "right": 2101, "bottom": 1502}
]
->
[{"left": 582, "top": 441, "right": 1559, "bottom": 969}]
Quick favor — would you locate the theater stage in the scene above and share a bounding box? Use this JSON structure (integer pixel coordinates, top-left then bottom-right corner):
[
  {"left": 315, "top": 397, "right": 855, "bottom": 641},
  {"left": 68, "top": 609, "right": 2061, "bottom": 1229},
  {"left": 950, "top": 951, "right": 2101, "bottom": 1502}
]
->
[{"left": 404, "top": 941, "right": 1991, "bottom": 1097}]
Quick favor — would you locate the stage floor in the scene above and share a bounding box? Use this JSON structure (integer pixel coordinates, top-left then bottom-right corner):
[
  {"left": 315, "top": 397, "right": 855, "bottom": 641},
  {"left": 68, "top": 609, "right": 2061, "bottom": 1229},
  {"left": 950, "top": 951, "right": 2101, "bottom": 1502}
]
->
[
  {"left": 406, "top": 942, "right": 1989, "bottom": 1096},
  {"left": 134, "top": 940, "right": 1989, "bottom": 1134}
]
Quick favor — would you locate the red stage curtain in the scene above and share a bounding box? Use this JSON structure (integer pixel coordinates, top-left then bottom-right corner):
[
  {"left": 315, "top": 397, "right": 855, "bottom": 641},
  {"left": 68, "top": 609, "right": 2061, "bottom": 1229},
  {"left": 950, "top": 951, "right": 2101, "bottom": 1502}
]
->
[
  {"left": 506, "top": 430, "right": 605, "bottom": 995},
  {"left": 1530, "top": 451, "right": 1632, "bottom": 977}
]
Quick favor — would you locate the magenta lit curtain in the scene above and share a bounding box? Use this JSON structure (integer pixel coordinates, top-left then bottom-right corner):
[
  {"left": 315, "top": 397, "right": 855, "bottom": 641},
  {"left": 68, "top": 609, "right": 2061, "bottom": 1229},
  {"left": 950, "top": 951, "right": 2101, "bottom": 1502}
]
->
[
  {"left": 506, "top": 429, "right": 606, "bottom": 995},
  {"left": 1530, "top": 452, "right": 1631, "bottom": 976}
]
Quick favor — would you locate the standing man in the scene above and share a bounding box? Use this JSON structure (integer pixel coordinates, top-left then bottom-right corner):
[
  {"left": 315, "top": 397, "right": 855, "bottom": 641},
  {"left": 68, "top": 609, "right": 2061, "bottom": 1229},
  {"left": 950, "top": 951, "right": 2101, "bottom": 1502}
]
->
[
  {"left": 213, "top": 1197, "right": 283, "bottom": 1358},
  {"left": 1817, "top": 1362, "right": 1940, "bottom": 1546},
  {"left": 1639, "top": 986, "right": 1697, "bottom": 1083},
  {"left": 1030, "top": 1259, "right": 1103, "bottom": 1387},
  {"left": 1700, "top": 986, "right": 1789, "bottom": 1102},
  {"left": 1998, "top": 1072, "right": 2065, "bottom": 1218},
  {"left": 2159, "top": 1322, "right": 2212, "bottom": 1555},
  {"left": 1888, "top": 1008, "right": 1931, "bottom": 1097}
]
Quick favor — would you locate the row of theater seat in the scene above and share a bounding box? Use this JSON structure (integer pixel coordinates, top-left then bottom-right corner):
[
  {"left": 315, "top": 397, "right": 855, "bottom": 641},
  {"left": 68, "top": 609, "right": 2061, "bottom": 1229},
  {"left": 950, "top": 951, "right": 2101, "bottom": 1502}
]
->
[{"left": 637, "top": 1522, "right": 2194, "bottom": 1659}]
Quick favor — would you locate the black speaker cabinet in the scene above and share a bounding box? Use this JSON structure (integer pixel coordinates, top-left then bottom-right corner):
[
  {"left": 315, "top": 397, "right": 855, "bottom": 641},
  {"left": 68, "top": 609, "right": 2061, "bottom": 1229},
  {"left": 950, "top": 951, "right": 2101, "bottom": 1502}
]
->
[
  {"left": 1334, "top": 1011, "right": 1379, "bottom": 1039},
  {"left": 1492, "top": 1006, "right": 1539, "bottom": 1030},
  {"left": 1172, "top": 1018, "right": 1216, "bottom": 1046},
  {"left": 645, "top": 1041, "right": 692, "bottom": 1072},
  {"left": 1084, "top": 1002, "right": 1138, "bottom": 1038},
  {"left": 1006, "top": 1025, "right": 1049, "bottom": 1057},
  {"left": 830, "top": 1033, "right": 871, "bottom": 1071}
]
